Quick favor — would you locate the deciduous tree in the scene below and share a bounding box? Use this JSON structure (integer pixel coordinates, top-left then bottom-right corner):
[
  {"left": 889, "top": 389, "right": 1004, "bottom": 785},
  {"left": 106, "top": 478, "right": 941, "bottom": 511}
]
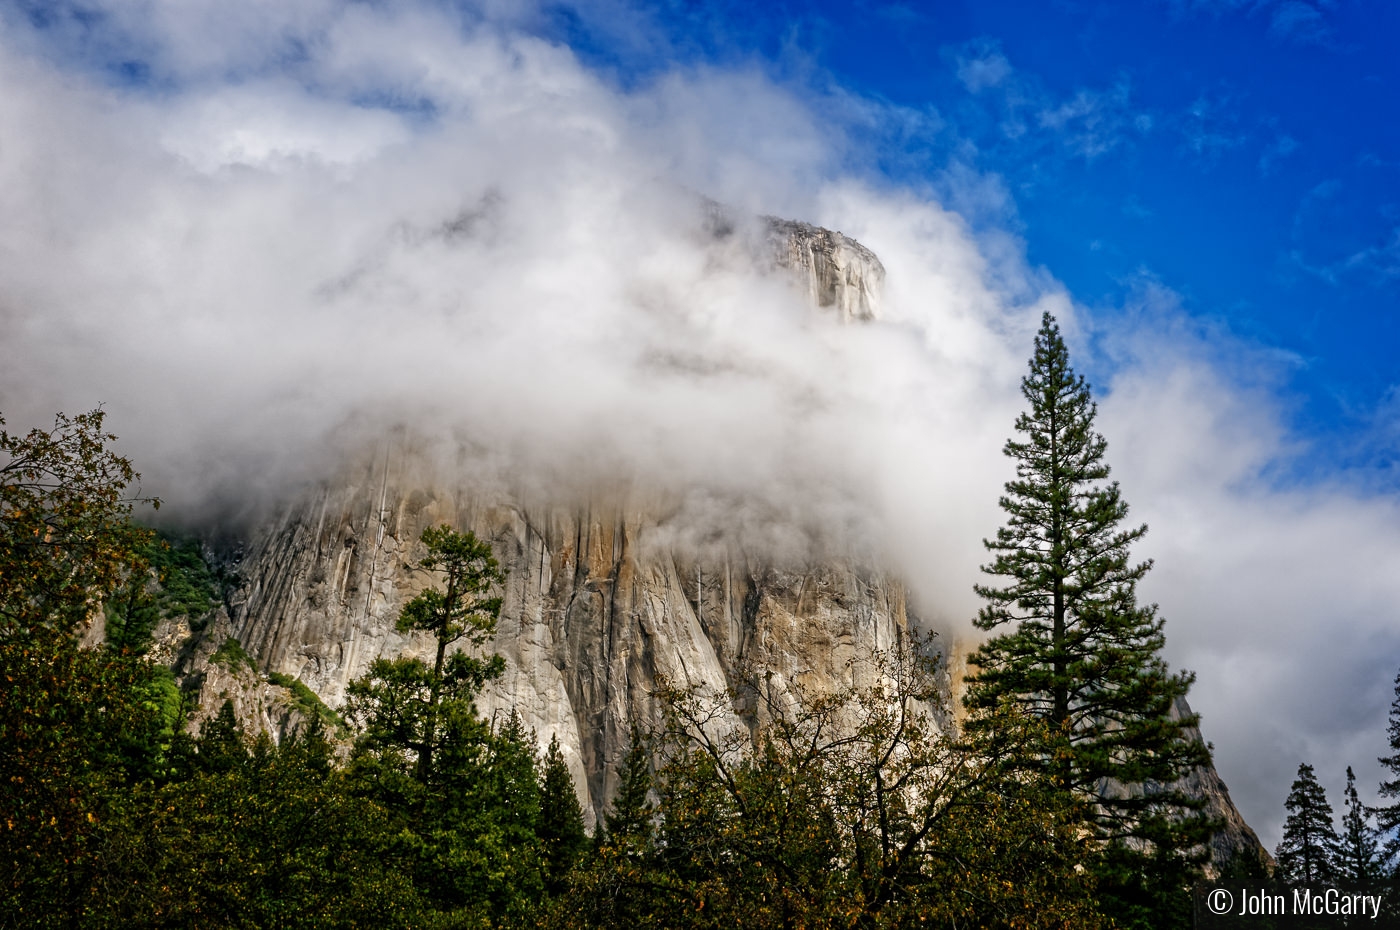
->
[
  {"left": 562, "top": 639, "right": 1107, "bottom": 930},
  {"left": 0, "top": 410, "right": 168, "bottom": 925},
  {"left": 0, "top": 409, "right": 156, "bottom": 636}
]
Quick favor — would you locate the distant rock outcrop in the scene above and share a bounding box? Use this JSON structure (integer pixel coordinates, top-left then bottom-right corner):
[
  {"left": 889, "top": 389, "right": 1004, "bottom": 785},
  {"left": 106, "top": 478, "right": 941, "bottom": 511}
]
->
[{"left": 765, "top": 217, "right": 885, "bottom": 322}]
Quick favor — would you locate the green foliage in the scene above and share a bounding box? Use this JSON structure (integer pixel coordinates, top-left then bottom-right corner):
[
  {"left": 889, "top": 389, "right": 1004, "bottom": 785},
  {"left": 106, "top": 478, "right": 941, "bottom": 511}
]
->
[
  {"left": 144, "top": 532, "right": 220, "bottom": 627},
  {"left": 210, "top": 636, "right": 255, "bottom": 674},
  {"left": 538, "top": 735, "right": 588, "bottom": 894},
  {"left": 1275, "top": 762, "right": 1340, "bottom": 885},
  {"left": 104, "top": 531, "right": 221, "bottom": 651},
  {"left": 343, "top": 524, "right": 544, "bottom": 923},
  {"left": 397, "top": 524, "right": 504, "bottom": 643},
  {"left": 0, "top": 410, "right": 172, "bottom": 925},
  {"left": 347, "top": 524, "right": 504, "bottom": 786},
  {"left": 1376, "top": 667, "right": 1400, "bottom": 870},
  {"left": 556, "top": 639, "right": 1106, "bottom": 930},
  {"left": 0, "top": 628, "right": 173, "bottom": 925},
  {"left": 268, "top": 670, "right": 347, "bottom": 736},
  {"left": 78, "top": 720, "right": 429, "bottom": 929},
  {"left": 103, "top": 575, "right": 161, "bottom": 655},
  {"left": 0, "top": 417, "right": 443, "bottom": 928},
  {"left": 0, "top": 409, "right": 158, "bottom": 637},
  {"left": 1339, "top": 765, "right": 1383, "bottom": 884},
  {"left": 602, "top": 726, "right": 654, "bottom": 848},
  {"left": 141, "top": 664, "right": 185, "bottom": 763},
  {"left": 0, "top": 405, "right": 1245, "bottom": 926},
  {"left": 194, "top": 700, "right": 250, "bottom": 775},
  {"left": 964, "top": 313, "right": 1213, "bottom": 924}
]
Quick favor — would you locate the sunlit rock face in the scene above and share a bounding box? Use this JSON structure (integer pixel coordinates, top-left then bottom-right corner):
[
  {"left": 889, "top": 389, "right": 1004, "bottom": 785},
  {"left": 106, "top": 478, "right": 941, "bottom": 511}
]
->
[
  {"left": 227, "top": 467, "right": 912, "bottom": 827},
  {"left": 765, "top": 218, "right": 885, "bottom": 322},
  {"left": 208, "top": 216, "right": 1263, "bottom": 863}
]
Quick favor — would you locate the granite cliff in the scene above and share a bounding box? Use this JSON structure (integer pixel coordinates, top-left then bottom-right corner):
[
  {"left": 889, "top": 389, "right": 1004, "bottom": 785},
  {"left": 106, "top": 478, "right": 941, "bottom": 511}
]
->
[{"left": 162, "top": 217, "right": 1263, "bottom": 863}]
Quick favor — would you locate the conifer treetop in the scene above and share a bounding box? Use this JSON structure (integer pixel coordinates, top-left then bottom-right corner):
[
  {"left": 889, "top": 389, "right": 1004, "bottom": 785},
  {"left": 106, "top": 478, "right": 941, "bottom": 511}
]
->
[
  {"left": 965, "top": 312, "right": 1212, "bottom": 922},
  {"left": 1276, "top": 762, "right": 1340, "bottom": 886}
]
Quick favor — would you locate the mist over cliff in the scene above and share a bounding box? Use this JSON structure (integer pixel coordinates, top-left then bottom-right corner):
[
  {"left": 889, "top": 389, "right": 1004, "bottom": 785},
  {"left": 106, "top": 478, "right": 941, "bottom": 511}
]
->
[
  {"left": 3, "top": 0, "right": 1400, "bottom": 847},
  {"left": 0, "top": 10, "right": 1057, "bottom": 636}
]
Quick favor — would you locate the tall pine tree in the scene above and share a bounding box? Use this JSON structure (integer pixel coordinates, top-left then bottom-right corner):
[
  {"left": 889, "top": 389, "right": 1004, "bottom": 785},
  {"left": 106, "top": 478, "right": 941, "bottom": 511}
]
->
[
  {"left": 538, "top": 734, "right": 587, "bottom": 893},
  {"left": 344, "top": 524, "right": 505, "bottom": 795},
  {"left": 602, "top": 726, "right": 654, "bottom": 850},
  {"left": 1339, "top": 765, "right": 1382, "bottom": 883},
  {"left": 965, "top": 313, "right": 1212, "bottom": 924},
  {"left": 1276, "top": 762, "right": 1339, "bottom": 885}
]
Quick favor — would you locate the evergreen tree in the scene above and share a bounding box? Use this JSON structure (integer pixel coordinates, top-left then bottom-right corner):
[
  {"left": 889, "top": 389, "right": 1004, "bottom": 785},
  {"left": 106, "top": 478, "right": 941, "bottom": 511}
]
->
[
  {"left": 964, "top": 313, "right": 1212, "bottom": 924},
  {"left": 342, "top": 524, "right": 510, "bottom": 921},
  {"left": 454, "top": 710, "right": 546, "bottom": 924},
  {"left": 488, "top": 710, "right": 543, "bottom": 840},
  {"left": 82, "top": 718, "right": 429, "bottom": 929},
  {"left": 1276, "top": 762, "right": 1340, "bottom": 885},
  {"left": 344, "top": 524, "right": 505, "bottom": 795},
  {"left": 1376, "top": 667, "right": 1400, "bottom": 870},
  {"left": 538, "top": 734, "right": 588, "bottom": 893},
  {"left": 194, "top": 700, "right": 248, "bottom": 775},
  {"left": 1339, "top": 765, "right": 1383, "bottom": 884},
  {"left": 104, "top": 570, "right": 161, "bottom": 655},
  {"left": 559, "top": 727, "right": 658, "bottom": 929},
  {"left": 602, "top": 726, "right": 654, "bottom": 850}
]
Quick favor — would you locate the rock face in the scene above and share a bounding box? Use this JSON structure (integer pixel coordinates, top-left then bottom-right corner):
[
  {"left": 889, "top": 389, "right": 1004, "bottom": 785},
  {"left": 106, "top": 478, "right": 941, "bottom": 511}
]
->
[
  {"left": 765, "top": 217, "right": 885, "bottom": 322},
  {"left": 1169, "top": 697, "right": 1271, "bottom": 874},
  {"left": 226, "top": 470, "right": 912, "bottom": 826},
  {"left": 205, "top": 216, "right": 1264, "bottom": 864}
]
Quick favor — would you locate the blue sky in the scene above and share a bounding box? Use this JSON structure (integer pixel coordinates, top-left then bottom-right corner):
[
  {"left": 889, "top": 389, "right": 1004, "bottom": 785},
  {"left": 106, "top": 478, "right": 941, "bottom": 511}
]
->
[
  {"left": 3, "top": 0, "right": 1399, "bottom": 846},
  {"left": 19, "top": 0, "right": 1399, "bottom": 466},
  {"left": 548, "top": 0, "right": 1400, "bottom": 476}
]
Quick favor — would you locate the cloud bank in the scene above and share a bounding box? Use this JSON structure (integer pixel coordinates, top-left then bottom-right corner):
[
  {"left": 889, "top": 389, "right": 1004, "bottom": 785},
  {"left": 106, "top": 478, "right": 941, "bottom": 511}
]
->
[{"left": 1, "top": 0, "right": 1397, "bottom": 846}]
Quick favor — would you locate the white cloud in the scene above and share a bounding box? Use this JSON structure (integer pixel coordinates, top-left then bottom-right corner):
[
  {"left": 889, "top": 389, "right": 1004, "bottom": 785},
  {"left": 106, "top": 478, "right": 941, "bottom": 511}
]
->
[
  {"left": 954, "top": 40, "right": 1012, "bottom": 93},
  {"left": 948, "top": 40, "right": 1151, "bottom": 165},
  {"left": 1096, "top": 286, "right": 1400, "bottom": 846},
  {"left": 1267, "top": 1, "right": 1331, "bottom": 44},
  {"left": 1036, "top": 80, "right": 1144, "bottom": 160},
  {"left": 2, "top": 0, "right": 1397, "bottom": 850}
]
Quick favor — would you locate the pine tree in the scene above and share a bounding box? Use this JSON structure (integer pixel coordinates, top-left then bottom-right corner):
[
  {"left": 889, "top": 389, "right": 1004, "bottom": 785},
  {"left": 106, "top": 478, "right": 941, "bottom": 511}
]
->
[
  {"left": 482, "top": 709, "right": 543, "bottom": 850},
  {"left": 195, "top": 699, "right": 248, "bottom": 775},
  {"left": 1276, "top": 762, "right": 1339, "bottom": 885},
  {"left": 1339, "top": 765, "right": 1382, "bottom": 883},
  {"left": 603, "top": 726, "right": 654, "bottom": 849},
  {"left": 966, "top": 313, "right": 1210, "bottom": 817},
  {"left": 561, "top": 727, "right": 658, "bottom": 929},
  {"left": 344, "top": 524, "right": 505, "bottom": 792},
  {"left": 964, "top": 313, "right": 1213, "bottom": 925},
  {"left": 538, "top": 734, "right": 587, "bottom": 892},
  {"left": 1376, "top": 667, "right": 1400, "bottom": 870}
]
